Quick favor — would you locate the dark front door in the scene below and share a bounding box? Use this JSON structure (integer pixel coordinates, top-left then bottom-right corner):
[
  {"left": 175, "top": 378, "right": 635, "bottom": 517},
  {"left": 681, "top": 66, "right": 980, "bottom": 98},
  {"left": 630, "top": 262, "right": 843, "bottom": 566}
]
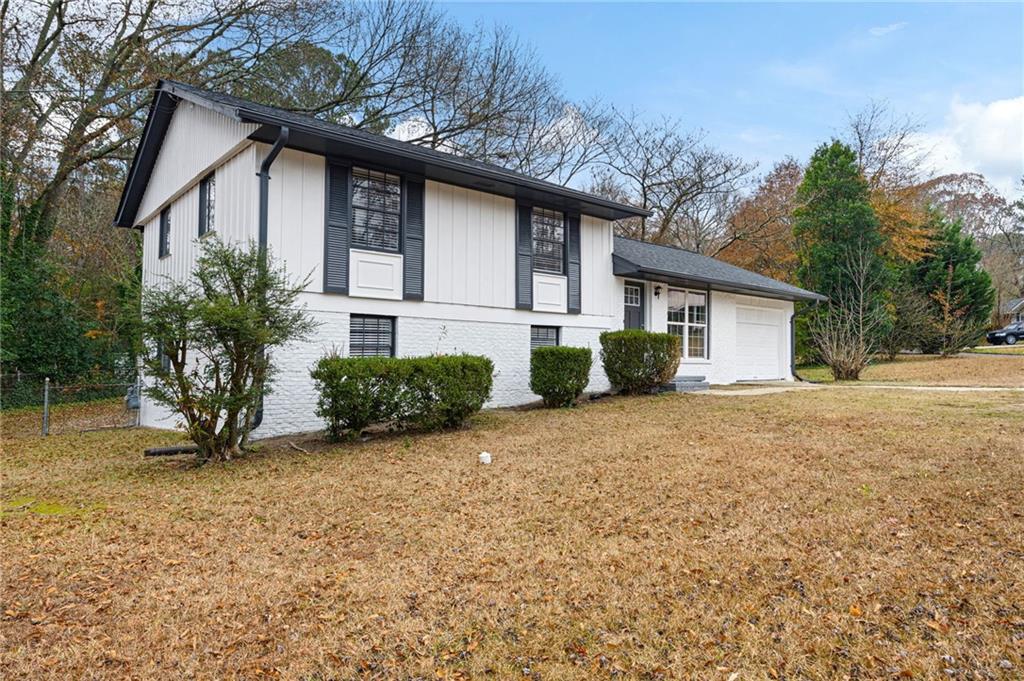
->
[{"left": 623, "top": 281, "right": 645, "bottom": 329}]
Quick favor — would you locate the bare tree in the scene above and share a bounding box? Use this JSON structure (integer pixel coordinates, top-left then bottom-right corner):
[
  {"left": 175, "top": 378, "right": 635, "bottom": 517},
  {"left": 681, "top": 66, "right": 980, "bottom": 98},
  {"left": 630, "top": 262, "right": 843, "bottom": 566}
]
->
[
  {"left": 809, "top": 246, "right": 891, "bottom": 380},
  {"left": 594, "top": 110, "right": 754, "bottom": 252}
]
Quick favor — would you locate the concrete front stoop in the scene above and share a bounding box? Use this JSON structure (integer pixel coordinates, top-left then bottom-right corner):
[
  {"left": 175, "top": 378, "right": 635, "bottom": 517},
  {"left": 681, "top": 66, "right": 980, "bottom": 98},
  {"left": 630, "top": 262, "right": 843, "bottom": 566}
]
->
[{"left": 659, "top": 375, "right": 710, "bottom": 393}]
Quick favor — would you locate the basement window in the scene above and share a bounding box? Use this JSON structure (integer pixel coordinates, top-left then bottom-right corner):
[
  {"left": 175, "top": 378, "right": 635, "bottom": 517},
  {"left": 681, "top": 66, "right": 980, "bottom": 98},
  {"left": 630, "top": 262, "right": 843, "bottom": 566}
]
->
[
  {"left": 350, "top": 315, "right": 395, "bottom": 357},
  {"left": 530, "top": 325, "right": 560, "bottom": 351}
]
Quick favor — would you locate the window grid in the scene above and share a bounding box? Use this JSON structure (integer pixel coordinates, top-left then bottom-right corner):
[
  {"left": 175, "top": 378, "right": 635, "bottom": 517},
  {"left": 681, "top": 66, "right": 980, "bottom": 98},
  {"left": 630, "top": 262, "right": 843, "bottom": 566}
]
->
[
  {"left": 531, "top": 207, "right": 565, "bottom": 274},
  {"left": 667, "top": 289, "right": 707, "bottom": 359},
  {"left": 350, "top": 315, "right": 395, "bottom": 357},
  {"left": 351, "top": 167, "right": 401, "bottom": 252},
  {"left": 530, "top": 326, "right": 560, "bottom": 351},
  {"left": 158, "top": 208, "right": 171, "bottom": 258},
  {"left": 199, "top": 173, "right": 215, "bottom": 236},
  {"left": 624, "top": 285, "right": 641, "bottom": 307}
]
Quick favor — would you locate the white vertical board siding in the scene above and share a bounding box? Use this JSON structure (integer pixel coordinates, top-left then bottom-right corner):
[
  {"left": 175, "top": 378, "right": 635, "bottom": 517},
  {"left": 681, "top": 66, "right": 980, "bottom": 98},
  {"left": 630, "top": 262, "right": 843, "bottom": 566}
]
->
[
  {"left": 424, "top": 180, "right": 515, "bottom": 308},
  {"left": 141, "top": 145, "right": 257, "bottom": 288},
  {"left": 263, "top": 146, "right": 326, "bottom": 292},
  {"left": 580, "top": 215, "right": 615, "bottom": 317},
  {"left": 136, "top": 101, "right": 258, "bottom": 224}
]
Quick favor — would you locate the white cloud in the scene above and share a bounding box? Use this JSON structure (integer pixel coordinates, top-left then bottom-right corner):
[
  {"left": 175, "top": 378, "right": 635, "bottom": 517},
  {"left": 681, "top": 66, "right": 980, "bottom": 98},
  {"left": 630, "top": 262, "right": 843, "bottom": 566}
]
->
[
  {"left": 869, "top": 22, "right": 909, "bottom": 38},
  {"left": 911, "top": 95, "right": 1024, "bottom": 196}
]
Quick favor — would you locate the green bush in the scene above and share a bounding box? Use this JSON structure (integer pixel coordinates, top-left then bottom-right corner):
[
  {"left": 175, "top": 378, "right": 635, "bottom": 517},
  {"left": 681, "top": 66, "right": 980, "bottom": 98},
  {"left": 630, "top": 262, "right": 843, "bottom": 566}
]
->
[
  {"left": 599, "top": 330, "right": 680, "bottom": 394},
  {"left": 530, "top": 346, "right": 592, "bottom": 407},
  {"left": 311, "top": 354, "right": 493, "bottom": 439}
]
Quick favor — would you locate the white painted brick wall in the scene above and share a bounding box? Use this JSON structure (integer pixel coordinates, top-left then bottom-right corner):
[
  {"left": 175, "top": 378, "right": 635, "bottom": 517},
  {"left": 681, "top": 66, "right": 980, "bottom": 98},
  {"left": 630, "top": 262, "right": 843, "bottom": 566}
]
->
[{"left": 249, "top": 310, "right": 613, "bottom": 438}]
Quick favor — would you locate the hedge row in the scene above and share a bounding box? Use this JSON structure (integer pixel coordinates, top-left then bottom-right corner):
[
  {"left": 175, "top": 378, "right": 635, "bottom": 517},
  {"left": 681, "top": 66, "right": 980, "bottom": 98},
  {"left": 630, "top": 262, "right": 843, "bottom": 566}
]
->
[{"left": 310, "top": 354, "right": 494, "bottom": 439}]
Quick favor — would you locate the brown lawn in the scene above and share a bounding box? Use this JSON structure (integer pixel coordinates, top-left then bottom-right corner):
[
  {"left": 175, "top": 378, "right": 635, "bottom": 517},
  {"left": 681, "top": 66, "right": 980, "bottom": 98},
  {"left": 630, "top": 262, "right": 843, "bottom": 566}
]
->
[
  {"left": 3, "top": 388, "right": 1023, "bottom": 680},
  {"left": 799, "top": 353, "right": 1024, "bottom": 387}
]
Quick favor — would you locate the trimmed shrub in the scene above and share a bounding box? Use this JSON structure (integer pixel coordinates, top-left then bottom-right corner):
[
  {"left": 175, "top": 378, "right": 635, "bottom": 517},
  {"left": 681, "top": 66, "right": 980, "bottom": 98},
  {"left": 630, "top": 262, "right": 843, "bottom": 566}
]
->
[
  {"left": 310, "top": 355, "right": 409, "bottom": 440},
  {"left": 404, "top": 354, "right": 495, "bottom": 430},
  {"left": 599, "top": 330, "right": 680, "bottom": 394},
  {"left": 530, "top": 346, "right": 593, "bottom": 407},
  {"left": 311, "top": 354, "right": 493, "bottom": 439}
]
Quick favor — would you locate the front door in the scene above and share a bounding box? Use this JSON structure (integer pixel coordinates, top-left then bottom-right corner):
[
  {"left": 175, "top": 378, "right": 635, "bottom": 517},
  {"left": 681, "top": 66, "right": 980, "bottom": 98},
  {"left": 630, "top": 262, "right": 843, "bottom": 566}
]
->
[{"left": 623, "top": 281, "right": 645, "bottom": 329}]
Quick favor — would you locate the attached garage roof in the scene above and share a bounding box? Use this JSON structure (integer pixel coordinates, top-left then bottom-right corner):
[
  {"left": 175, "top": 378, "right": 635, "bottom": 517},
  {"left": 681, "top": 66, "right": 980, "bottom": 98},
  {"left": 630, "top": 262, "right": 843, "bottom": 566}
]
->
[
  {"left": 613, "top": 236, "right": 826, "bottom": 303},
  {"left": 114, "top": 80, "right": 650, "bottom": 228}
]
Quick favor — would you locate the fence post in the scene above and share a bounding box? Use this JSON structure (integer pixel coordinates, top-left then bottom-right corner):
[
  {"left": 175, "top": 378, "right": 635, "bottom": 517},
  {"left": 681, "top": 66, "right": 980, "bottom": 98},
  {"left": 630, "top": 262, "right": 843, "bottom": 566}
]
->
[{"left": 42, "top": 377, "right": 50, "bottom": 436}]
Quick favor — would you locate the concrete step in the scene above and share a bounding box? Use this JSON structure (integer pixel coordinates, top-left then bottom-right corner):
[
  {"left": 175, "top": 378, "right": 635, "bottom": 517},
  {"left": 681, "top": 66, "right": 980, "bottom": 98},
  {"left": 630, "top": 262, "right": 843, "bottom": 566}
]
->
[{"left": 659, "top": 376, "right": 710, "bottom": 393}]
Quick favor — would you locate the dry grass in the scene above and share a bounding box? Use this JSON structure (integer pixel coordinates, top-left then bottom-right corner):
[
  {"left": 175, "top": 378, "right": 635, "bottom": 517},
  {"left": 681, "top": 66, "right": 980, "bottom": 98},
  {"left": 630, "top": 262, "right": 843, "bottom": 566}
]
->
[
  {"left": 2, "top": 398, "right": 135, "bottom": 440},
  {"left": 799, "top": 353, "right": 1024, "bottom": 387},
  {"left": 3, "top": 388, "right": 1023, "bottom": 680}
]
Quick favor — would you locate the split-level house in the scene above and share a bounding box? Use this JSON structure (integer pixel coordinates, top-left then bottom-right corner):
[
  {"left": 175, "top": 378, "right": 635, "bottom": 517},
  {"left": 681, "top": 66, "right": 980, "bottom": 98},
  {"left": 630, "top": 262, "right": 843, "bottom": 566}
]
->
[{"left": 115, "top": 81, "right": 824, "bottom": 437}]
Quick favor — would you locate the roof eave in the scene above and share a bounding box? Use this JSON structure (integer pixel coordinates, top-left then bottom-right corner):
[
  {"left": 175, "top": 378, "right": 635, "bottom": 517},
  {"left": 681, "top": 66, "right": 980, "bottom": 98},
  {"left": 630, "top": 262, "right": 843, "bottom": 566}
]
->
[
  {"left": 613, "top": 257, "right": 827, "bottom": 303},
  {"left": 237, "top": 107, "right": 649, "bottom": 221}
]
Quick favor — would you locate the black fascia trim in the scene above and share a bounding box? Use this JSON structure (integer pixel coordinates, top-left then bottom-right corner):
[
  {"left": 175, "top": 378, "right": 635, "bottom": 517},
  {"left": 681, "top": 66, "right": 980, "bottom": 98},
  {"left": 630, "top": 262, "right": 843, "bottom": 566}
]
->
[
  {"left": 240, "top": 111, "right": 648, "bottom": 221},
  {"left": 113, "top": 87, "right": 179, "bottom": 228},
  {"left": 614, "top": 259, "right": 827, "bottom": 303}
]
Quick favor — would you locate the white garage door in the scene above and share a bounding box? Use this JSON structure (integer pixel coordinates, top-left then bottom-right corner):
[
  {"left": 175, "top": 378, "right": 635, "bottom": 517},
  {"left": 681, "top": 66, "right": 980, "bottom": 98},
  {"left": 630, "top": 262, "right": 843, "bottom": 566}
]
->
[{"left": 735, "top": 306, "right": 785, "bottom": 380}]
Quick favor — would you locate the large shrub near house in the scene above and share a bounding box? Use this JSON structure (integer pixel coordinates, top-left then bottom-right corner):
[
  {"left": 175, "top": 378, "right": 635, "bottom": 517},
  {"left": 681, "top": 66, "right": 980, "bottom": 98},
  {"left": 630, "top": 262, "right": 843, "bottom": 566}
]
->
[
  {"left": 530, "top": 346, "right": 592, "bottom": 407},
  {"left": 599, "top": 330, "right": 680, "bottom": 394},
  {"left": 311, "top": 354, "right": 493, "bottom": 439}
]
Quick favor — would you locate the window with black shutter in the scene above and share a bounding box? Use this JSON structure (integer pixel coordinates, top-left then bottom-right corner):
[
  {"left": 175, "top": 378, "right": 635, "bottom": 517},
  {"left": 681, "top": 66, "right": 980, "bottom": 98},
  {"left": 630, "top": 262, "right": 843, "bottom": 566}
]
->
[
  {"left": 530, "top": 326, "right": 559, "bottom": 351},
  {"left": 198, "top": 173, "right": 215, "bottom": 237},
  {"left": 350, "top": 315, "right": 395, "bottom": 357},
  {"left": 158, "top": 207, "right": 171, "bottom": 258},
  {"left": 531, "top": 207, "right": 565, "bottom": 274},
  {"left": 351, "top": 168, "right": 401, "bottom": 252}
]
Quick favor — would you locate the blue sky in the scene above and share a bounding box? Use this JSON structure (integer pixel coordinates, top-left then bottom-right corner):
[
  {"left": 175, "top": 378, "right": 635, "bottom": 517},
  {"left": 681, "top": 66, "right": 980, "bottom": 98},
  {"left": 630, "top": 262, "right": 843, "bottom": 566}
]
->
[{"left": 442, "top": 2, "right": 1024, "bottom": 195}]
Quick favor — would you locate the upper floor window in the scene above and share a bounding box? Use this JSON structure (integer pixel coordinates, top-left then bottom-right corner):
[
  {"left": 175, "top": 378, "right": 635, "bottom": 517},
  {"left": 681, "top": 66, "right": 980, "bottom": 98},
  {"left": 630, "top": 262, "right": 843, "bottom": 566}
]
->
[
  {"left": 158, "top": 207, "right": 171, "bottom": 258},
  {"left": 531, "top": 207, "right": 565, "bottom": 274},
  {"left": 198, "top": 173, "right": 215, "bottom": 237},
  {"left": 667, "top": 289, "right": 708, "bottom": 359},
  {"left": 352, "top": 167, "right": 401, "bottom": 252}
]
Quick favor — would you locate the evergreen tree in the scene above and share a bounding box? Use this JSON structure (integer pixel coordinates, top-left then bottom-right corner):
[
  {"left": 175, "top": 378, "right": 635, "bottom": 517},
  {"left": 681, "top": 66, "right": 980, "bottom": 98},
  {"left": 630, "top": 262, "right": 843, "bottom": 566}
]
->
[
  {"left": 910, "top": 211, "right": 995, "bottom": 353},
  {"left": 794, "top": 141, "right": 892, "bottom": 379}
]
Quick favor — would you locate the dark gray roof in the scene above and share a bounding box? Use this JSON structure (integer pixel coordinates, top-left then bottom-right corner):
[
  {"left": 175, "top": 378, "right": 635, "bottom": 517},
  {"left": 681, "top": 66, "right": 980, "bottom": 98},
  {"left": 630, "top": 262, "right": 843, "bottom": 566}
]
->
[
  {"left": 114, "top": 80, "right": 648, "bottom": 227},
  {"left": 613, "top": 236, "right": 825, "bottom": 302},
  {"left": 1002, "top": 297, "right": 1024, "bottom": 314}
]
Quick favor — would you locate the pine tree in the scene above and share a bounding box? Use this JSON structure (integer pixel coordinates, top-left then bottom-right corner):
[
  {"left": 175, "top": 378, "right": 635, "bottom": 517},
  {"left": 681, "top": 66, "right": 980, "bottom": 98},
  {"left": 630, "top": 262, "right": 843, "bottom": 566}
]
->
[
  {"left": 910, "top": 212, "right": 995, "bottom": 353},
  {"left": 794, "top": 141, "right": 892, "bottom": 379}
]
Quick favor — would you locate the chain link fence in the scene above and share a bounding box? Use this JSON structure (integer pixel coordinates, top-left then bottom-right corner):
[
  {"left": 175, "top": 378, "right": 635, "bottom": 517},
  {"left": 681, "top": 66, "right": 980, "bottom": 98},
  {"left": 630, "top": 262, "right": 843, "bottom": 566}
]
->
[{"left": 1, "top": 372, "right": 140, "bottom": 439}]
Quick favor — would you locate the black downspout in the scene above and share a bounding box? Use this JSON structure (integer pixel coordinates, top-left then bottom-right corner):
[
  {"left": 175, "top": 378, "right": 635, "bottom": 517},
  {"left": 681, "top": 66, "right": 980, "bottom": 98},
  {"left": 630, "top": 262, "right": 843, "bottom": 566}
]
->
[{"left": 252, "top": 126, "right": 290, "bottom": 430}]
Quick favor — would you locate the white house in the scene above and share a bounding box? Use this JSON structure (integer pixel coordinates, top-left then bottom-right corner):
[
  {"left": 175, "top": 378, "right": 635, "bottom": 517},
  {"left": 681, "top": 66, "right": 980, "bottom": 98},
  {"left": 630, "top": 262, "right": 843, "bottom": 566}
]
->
[{"left": 114, "top": 81, "right": 824, "bottom": 437}]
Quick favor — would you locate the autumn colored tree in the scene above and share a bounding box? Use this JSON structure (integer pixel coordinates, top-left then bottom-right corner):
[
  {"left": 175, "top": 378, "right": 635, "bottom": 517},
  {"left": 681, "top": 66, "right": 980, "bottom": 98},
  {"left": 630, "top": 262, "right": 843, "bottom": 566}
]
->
[
  {"left": 845, "top": 102, "right": 934, "bottom": 263},
  {"left": 717, "top": 159, "right": 803, "bottom": 284}
]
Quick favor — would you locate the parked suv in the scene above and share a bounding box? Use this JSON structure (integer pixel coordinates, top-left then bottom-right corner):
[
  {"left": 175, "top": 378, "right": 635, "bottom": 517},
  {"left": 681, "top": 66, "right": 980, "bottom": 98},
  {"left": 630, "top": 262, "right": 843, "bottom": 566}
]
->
[{"left": 987, "top": 322, "right": 1023, "bottom": 345}]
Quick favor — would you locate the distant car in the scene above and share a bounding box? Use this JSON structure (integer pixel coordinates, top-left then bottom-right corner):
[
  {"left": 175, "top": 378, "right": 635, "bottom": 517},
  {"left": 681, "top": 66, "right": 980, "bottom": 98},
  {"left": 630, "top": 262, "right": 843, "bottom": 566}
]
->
[{"left": 987, "top": 322, "right": 1023, "bottom": 345}]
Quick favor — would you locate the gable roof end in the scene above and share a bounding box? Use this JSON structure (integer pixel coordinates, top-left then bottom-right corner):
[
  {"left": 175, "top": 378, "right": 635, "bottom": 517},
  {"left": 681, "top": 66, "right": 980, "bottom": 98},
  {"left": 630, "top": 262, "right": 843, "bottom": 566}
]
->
[
  {"left": 113, "top": 80, "right": 649, "bottom": 228},
  {"left": 612, "top": 236, "right": 826, "bottom": 303}
]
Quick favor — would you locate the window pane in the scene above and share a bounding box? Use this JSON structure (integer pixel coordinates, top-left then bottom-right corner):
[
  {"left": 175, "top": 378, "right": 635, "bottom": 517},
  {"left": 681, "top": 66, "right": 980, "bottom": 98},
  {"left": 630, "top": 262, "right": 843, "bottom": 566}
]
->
[
  {"left": 687, "top": 325, "right": 706, "bottom": 359},
  {"left": 350, "top": 315, "right": 394, "bottom": 357},
  {"left": 352, "top": 208, "right": 400, "bottom": 250},
  {"left": 667, "top": 289, "right": 686, "bottom": 323},
  {"left": 530, "top": 326, "right": 559, "bottom": 351},
  {"left": 688, "top": 292, "right": 707, "bottom": 325},
  {"left": 624, "top": 285, "right": 641, "bottom": 307}
]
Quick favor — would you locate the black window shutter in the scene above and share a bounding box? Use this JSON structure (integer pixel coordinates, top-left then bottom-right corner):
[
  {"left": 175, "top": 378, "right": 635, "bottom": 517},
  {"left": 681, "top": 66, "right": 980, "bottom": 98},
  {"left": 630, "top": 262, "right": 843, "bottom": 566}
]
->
[
  {"left": 324, "top": 162, "right": 351, "bottom": 294},
  {"left": 567, "top": 213, "right": 581, "bottom": 314},
  {"left": 515, "top": 204, "right": 533, "bottom": 309},
  {"left": 403, "top": 177, "right": 425, "bottom": 300},
  {"left": 198, "top": 179, "right": 208, "bottom": 236}
]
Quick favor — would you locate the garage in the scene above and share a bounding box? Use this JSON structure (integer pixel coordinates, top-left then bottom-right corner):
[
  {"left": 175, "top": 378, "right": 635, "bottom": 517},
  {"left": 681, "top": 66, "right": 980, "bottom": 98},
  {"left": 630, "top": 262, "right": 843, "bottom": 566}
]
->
[{"left": 735, "top": 306, "right": 786, "bottom": 380}]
